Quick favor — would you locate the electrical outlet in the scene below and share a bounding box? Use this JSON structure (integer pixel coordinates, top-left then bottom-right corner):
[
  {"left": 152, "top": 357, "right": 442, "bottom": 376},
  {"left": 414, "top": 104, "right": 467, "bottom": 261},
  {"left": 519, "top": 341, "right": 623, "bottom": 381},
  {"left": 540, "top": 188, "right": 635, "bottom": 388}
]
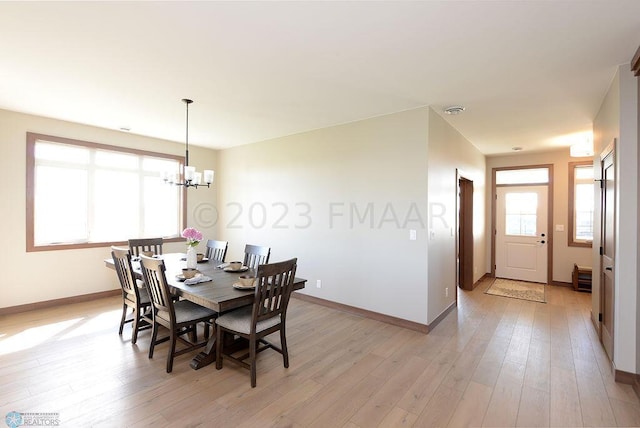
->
[{"left": 316, "top": 279, "right": 322, "bottom": 289}]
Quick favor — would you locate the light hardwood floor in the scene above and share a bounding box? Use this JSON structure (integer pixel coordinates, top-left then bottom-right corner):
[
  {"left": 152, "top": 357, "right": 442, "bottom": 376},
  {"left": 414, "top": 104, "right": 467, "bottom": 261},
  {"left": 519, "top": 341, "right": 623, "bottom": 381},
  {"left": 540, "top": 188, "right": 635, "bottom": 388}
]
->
[{"left": 2, "top": 280, "right": 640, "bottom": 427}]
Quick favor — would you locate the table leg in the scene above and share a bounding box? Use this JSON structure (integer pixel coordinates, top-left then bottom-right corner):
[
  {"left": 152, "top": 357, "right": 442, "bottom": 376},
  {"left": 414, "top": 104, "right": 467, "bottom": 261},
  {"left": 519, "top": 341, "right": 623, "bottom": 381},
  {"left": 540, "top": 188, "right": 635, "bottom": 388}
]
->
[
  {"left": 189, "top": 330, "right": 250, "bottom": 370},
  {"left": 190, "top": 328, "right": 217, "bottom": 370}
]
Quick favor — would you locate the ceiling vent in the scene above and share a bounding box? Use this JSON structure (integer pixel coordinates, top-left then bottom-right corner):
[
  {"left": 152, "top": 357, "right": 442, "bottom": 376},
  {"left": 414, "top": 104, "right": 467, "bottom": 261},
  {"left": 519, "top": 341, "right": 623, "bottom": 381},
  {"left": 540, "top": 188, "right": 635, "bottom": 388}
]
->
[{"left": 444, "top": 105, "right": 465, "bottom": 115}]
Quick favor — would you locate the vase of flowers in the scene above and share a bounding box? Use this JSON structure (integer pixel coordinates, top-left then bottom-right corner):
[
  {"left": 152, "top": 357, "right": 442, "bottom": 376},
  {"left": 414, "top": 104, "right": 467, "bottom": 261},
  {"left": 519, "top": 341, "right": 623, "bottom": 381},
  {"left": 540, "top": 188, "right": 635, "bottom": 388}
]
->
[{"left": 182, "top": 227, "right": 203, "bottom": 269}]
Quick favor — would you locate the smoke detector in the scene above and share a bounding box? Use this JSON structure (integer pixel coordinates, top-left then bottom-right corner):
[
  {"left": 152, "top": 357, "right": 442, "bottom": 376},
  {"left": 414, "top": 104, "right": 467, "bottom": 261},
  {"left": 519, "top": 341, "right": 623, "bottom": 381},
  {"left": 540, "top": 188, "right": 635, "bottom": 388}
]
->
[{"left": 444, "top": 105, "right": 465, "bottom": 115}]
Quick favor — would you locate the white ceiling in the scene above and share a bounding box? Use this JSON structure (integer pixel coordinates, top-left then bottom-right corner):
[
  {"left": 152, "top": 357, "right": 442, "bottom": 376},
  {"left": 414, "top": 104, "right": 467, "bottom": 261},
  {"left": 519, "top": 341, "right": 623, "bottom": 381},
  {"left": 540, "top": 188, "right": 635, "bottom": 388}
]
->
[{"left": 1, "top": 1, "right": 639, "bottom": 155}]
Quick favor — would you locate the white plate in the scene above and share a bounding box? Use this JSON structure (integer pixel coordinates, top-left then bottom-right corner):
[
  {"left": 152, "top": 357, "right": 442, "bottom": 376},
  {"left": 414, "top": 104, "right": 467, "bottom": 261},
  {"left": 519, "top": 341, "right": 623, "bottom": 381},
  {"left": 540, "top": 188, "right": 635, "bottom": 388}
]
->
[
  {"left": 224, "top": 266, "right": 249, "bottom": 273},
  {"left": 233, "top": 282, "right": 255, "bottom": 290},
  {"left": 176, "top": 272, "right": 201, "bottom": 282}
]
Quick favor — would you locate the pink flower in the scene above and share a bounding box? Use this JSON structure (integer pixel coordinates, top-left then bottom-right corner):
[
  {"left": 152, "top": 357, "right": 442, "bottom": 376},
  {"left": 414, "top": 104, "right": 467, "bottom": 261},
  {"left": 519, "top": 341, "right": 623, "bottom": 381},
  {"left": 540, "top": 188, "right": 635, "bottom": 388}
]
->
[{"left": 181, "top": 227, "right": 203, "bottom": 246}]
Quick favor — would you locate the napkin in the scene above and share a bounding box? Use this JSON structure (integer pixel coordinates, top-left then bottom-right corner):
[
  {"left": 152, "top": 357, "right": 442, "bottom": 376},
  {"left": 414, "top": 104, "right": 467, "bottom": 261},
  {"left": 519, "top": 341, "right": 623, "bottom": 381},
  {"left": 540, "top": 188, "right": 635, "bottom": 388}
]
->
[{"left": 184, "top": 275, "right": 212, "bottom": 285}]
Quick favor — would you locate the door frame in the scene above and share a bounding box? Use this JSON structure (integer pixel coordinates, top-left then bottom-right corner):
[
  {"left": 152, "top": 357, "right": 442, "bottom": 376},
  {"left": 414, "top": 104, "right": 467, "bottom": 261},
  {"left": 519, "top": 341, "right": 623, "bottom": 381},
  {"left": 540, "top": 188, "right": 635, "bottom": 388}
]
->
[
  {"left": 491, "top": 165, "right": 554, "bottom": 284},
  {"left": 456, "top": 170, "right": 474, "bottom": 290}
]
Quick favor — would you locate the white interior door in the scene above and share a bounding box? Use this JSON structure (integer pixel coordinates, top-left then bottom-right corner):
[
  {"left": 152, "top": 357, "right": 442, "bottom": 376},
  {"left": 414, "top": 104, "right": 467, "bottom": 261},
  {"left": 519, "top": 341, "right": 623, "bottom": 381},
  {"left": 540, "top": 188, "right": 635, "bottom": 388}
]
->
[{"left": 495, "top": 185, "right": 548, "bottom": 283}]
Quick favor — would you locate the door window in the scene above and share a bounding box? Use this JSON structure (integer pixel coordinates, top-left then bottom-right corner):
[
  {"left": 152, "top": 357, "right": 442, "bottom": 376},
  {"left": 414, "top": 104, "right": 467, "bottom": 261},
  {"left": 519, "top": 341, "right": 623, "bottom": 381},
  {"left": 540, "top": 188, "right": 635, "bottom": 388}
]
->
[{"left": 505, "top": 192, "right": 538, "bottom": 236}]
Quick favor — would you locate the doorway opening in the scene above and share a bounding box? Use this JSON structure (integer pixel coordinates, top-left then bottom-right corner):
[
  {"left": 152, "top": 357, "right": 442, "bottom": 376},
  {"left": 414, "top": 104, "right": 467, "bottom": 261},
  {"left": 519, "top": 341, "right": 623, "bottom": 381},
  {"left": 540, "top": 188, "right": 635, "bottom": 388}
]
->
[
  {"left": 491, "top": 165, "right": 553, "bottom": 285},
  {"left": 457, "top": 173, "right": 474, "bottom": 290}
]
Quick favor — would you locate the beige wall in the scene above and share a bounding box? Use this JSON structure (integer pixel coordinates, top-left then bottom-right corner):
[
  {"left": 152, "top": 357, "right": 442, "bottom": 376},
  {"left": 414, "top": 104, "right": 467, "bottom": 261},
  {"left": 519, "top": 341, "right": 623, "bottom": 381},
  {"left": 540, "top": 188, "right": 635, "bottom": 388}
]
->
[
  {"left": 3, "top": 105, "right": 490, "bottom": 328},
  {"left": 216, "top": 108, "right": 431, "bottom": 324},
  {"left": 0, "top": 109, "right": 217, "bottom": 308},
  {"left": 427, "top": 109, "right": 486, "bottom": 323},
  {"left": 486, "top": 149, "right": 592, "bottom": 284},
  {"left": 593, "top": 65, "right": 639, "bottom": 373}
]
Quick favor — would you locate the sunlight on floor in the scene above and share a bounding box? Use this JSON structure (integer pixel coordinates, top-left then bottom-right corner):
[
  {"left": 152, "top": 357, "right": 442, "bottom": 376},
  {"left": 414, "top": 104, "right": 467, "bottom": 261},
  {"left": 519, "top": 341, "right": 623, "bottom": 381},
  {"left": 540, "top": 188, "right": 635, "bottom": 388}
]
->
[
  {"left": 59, "top": 310, "right": 121, "bottom": 339},
  {"left": 0, "top": 318, "right": 84, "bottom": 355},
  {"left": 0, "top": 307, "right": 122, "bottom": 356}
]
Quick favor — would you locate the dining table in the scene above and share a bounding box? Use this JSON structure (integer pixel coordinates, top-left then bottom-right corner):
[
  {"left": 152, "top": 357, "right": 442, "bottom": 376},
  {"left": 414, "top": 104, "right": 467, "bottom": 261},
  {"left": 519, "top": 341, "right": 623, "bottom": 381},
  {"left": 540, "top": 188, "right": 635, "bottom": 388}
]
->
[{"left": 104, "top": 252, "right": 306, "bottom": 369}]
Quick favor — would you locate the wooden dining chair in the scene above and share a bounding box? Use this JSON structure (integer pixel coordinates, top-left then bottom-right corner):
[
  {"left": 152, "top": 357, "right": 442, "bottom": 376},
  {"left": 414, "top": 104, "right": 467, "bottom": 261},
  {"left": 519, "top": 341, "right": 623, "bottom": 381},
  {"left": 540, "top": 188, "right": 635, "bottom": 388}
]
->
[
  {"left": 128, "top": 237, "right": 163, "bottom": 257},
  {"left": 215, "top": 258, "right": 297, "bottom": 387},
  {"left": 139, "top": 255, "right": 217, "bottom": 373},
  {"left": 205, "top": 239, "right": 228, "bottom": 262},
  {"left": 111, "top": 246, "right": 152, "bottom": 344},
  {"left": 243, "top": 244, "right": 271, "bottom": 270}
]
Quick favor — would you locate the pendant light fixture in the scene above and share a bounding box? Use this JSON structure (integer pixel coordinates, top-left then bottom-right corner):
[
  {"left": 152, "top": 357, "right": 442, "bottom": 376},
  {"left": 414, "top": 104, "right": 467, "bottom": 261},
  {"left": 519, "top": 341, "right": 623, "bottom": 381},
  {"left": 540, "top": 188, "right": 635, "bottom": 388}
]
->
[{"left": 164, "top": 98, "right": 214, "bottom": 188}]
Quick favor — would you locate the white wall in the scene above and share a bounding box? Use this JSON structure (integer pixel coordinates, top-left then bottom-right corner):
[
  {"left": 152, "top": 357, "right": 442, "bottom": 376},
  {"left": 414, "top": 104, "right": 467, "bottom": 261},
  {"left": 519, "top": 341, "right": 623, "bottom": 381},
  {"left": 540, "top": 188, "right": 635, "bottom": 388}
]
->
[
  {"left": 637, "top": 67, "right": 640, "bottom": 379},
  {"left": 0, "top": 109, "right": 217, "bottom": 308},
  {"left": 427, "top": 108, "right": 486, "bottom": 323},
  {"left": 593, "top": 65, "right": 638, "bottom": 374},
  {"left": 616, "top": 66, "right": 638, "bottom": 374},
  {"left": 486, "top": 149, "right": 592, "bottom": 284},
  {"left": 216, "top": 108, "right": 431, "bottom": 324}
]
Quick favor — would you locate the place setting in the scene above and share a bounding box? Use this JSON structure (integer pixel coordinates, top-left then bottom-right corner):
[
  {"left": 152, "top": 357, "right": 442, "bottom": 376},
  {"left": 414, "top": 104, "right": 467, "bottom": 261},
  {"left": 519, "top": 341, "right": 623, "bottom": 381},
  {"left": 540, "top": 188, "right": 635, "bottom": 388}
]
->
[
  {"left": 221, "top": 261, "right": 249, "bottom": 273},
  {"left": 132, "top": 252, "right": 162, "bottom": 262},
  {"left": 180, "top": 253, "right": 210, "bottom": 263},
  {"left": 233, "top": 274, "right": 256, "bottom": 290},
  {"left": 176, "top": 268, "right": 212, "bottom": 285}
]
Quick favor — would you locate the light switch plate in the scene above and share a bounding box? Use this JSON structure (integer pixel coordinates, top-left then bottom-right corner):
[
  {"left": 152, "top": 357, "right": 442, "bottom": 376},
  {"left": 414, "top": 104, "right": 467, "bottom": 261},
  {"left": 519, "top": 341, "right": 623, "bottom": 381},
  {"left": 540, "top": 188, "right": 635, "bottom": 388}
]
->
[
  {"left": 555, "top": 224, "right": 565, "bottom": 232},
  {"left": 409, "top": 229, "right": 417, "bottom": 240}
]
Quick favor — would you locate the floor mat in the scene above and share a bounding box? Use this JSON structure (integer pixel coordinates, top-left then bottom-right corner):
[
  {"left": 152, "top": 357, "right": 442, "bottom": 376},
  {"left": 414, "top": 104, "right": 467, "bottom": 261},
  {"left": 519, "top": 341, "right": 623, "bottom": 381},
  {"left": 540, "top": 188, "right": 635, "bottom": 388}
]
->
[{"left": 485, "top": 278, "right": 545, "bottom": 303}]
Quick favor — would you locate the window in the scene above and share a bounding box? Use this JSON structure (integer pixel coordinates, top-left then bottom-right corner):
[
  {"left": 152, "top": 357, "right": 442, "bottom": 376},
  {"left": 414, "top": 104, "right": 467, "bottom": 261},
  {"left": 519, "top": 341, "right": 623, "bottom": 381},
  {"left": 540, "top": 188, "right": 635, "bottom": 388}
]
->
[
  {"left": 495, "top": 168, "right": 549, "bottom": 185},
  {"left": 568, "top": 161, "right": 594, "bottom": 247},
  {"left": 27, "top": 133, "right": 185, "bottom": 251},
  {"left": 505, "top": 192, "right": 538, "bottom": 236}
]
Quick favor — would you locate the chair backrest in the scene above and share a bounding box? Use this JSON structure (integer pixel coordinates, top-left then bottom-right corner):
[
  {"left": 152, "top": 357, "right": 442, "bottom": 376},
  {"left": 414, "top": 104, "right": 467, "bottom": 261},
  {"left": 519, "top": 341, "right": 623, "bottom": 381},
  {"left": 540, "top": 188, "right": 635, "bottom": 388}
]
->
[
  {"left": 111, "top": 246, "right": 141, "bottom": 300},
  {"left": 128, "top": 238, "right": 163, "bottom": 257},
  {"left": 243, "top": 244, "right": 271, "bottom": 270},
  {"left": 251, "top": 258, "right": 297, "bottom": 329},
  {"left": 205, "top": 239, "right": 228, "bottom": 262},
  {"left": 139, "top": 256, "right": 175, "bottom": 322}
]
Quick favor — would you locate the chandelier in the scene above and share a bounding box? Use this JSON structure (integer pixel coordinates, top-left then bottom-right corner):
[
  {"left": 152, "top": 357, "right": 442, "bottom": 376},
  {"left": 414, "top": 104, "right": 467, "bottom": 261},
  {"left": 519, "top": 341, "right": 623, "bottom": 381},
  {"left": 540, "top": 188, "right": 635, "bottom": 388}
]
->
[{"left": 164, "top": 98, "right": 214, "bottom": 188}]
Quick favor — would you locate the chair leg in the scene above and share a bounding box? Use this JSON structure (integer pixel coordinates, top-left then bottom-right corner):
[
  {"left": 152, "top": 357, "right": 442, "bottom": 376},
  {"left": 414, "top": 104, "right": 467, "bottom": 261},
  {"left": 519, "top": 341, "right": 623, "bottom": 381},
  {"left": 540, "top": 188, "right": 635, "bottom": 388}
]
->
[
  {"left": 215, "top": 327, "right": 223, "bottom": 370},
  {"left": 167, "top": 329, "right": 177, "bottom": 373},
  {"left": 149, "top": 322, "right": 158, "bottom": 359},
  {"left": 131, "top": 307, "right": 139, "bottom": 344},
  {"left": 250, "top": 337, "right": 257, "bottom": 388},
  {"left": 280, "top": 326, "right": 289, "bottom": 368},
  {"left": 119, "top": 302, "right": 127, "bottom": 335},
  {"left": 188, "top": 325, "right": 197, "bottom": 343}
]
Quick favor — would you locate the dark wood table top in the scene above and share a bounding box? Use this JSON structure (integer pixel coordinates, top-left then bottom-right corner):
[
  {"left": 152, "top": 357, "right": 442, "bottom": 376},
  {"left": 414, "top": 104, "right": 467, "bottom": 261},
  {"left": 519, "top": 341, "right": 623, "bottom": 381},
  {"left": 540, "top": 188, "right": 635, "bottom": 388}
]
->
[{"left": 105, "top": 253, "right": 306, "bottom": 314}]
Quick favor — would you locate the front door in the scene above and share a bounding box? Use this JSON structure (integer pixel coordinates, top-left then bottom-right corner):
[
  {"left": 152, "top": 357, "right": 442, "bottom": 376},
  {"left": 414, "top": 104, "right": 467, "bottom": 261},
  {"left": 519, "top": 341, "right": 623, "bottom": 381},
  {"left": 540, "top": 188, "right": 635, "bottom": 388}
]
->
[
  {"left": 600, "top": 145, "right": 615, "bottom": 361},
  {"left": 495, "top": 185, "right": 548, "bottom": 283}
]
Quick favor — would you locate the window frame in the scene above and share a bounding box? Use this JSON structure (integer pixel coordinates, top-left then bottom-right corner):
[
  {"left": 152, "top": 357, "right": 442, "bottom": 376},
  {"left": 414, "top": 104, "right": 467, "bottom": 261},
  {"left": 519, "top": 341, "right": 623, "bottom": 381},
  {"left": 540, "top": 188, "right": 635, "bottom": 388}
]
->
[
  {"left": 568, "top": 160, "right": 594, "bottom": 248},
  {"left": 26, "top": 132, "right": 187, "bottom": 252}
]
